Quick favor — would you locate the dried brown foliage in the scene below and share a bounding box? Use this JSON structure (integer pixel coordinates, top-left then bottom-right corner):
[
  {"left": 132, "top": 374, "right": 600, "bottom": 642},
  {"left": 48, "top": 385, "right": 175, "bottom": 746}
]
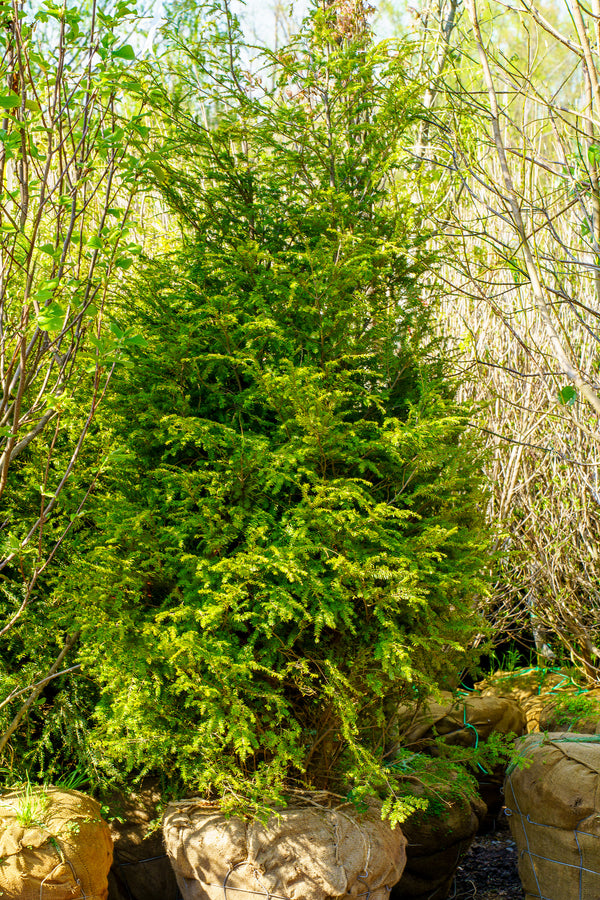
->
[{"left": 413, "top": 0, "right": 600, "bottom": 680}]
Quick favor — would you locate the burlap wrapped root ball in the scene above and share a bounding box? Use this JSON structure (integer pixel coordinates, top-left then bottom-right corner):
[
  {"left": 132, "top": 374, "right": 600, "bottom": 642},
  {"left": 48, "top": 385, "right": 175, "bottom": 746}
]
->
[
  {"left": 396, "top": 691, "right": 526, "bottom": 750},
  {"left": 106, "top": 779, "right": 178, "bottom": 900},
  {"left": 163, "top": 799, "right": 406, "bottom": 900},
  {"left": 395, "top": 690, "right": 525, "bottom": 824},
  {"left": 504, "top": 732, "right": 600, "bottom": 900},
  {"left": 391, "top": 779, "right": 486, "bottom": 900},
  {"left": 476, "top": 668, "right": 581, "bottom": 732},
  {"left": 539, "top": 689, "right": 600, "bottom": 735},
  {"left": 0, "top": 787, "right": 113, "bottom": 900}
]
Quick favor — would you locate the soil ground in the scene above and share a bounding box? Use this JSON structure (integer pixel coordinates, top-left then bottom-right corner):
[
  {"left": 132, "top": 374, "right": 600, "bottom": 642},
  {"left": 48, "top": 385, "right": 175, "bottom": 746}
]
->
[{"left": 453, "top": 818, "right": 525, "bottom": 900}]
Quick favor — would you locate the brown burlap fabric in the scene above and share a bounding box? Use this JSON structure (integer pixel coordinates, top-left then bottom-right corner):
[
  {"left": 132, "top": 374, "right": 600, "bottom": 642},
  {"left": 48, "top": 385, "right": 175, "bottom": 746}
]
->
[
  {"left": 539, "top": 689, "right": 600, "bottom": 735},
  {"left": 107, "top": 780, "right": 179, "bottom": 900},
  {"left": 476, "top": 669, "right": 580, "bottom": 731},
  {"left": 395, "top": 691, "right": 525, "bottom": 829},
  {"left": 392, "top": 788, "right": 486, "bottom": 900},
  {"left": 0, "top": 787, "right": 113, "bottom": 899},
  {"left": 396, "top": 691, "right": 526, "bottom": 749},
  {"left": 163, "top": 800, "right": 406, "bottom": 900},
  {"left": 504, "top": 732, "right": 600, "bottom": 900}
]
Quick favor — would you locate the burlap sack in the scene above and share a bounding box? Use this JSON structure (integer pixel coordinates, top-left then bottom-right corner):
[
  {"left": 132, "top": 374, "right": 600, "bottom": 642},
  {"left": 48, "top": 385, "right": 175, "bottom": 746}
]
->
[
  {"left": 396, "top": 691, "right": 526, "bottom": 749},
  {"left": 395, "top": 691, "right": 525, "bottom": 828},
  {"left": 163, "top": 800, "right": 406, "bottom": 900},
  {"left": 0, "top": 787, "right": 113, "bottom": 900},
  {"left": 392, "top": 788, "right": 486, "bottom": 900},
  {"left": 477, "top": 668, "right": 580, "bottom": 731},
  {"left": 539, "top": 689, "right": 600, "bottom": 735},
  {"left": 106, "top": 780, "right": 179, "bottom": 900},
  {"left": 504, "top": 732, "right": 600, "bottom": 900}
]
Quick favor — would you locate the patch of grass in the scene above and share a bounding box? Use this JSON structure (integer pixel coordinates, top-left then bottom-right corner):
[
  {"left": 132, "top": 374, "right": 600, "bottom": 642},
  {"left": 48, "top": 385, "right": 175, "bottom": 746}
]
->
[
  {"left": 6, "top": 784, "right": 50, "bottom": 830},
  {"left": 547, "top": 694, "right": 600, "bottom": 730}
]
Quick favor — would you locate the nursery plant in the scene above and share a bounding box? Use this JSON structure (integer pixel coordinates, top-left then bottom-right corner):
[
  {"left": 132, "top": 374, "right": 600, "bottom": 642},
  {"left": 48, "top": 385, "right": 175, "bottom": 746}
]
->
[{"left": 6, "top": 0, "right": 491, "bottom": 818}]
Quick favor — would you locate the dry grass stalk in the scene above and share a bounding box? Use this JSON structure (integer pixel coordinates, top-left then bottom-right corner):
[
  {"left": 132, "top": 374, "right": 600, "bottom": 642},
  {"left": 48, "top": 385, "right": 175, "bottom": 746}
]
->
[{"left": 412, "top": 0, "right": 600, "bottom": 679}]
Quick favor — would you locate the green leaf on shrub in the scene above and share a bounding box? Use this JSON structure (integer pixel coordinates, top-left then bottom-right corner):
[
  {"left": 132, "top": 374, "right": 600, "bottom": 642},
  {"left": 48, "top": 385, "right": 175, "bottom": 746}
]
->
[
  {"left": 109, "top": 322, "right": 125, "bottom": 339},
  {"left": 0, "top": 94, "right": 20, "bottom": 109},
  {"left": 113, "top": 44, "right": 135, "bottom": 60},
  {"left": 33, "top": 288, "right": 54, "bottom": 303},
  {"left": 121, "top": 81, "right": 143, "bottom": 93},
  {"left": 558, "top": 385, "right": 577, "bottom": 406},
  {"left": 37, "top": 302, "right": 65, "bottom": 332},
  {"left": 589, "top": 145, "right": 600, "bottom": 166},
  {"left": 123, "top": 334, "right": 147, "bottom": 347}
]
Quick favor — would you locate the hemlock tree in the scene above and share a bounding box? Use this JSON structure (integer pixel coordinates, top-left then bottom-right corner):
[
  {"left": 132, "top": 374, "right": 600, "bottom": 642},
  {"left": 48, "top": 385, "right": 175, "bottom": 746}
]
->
[{"left": 40, "top": 0, "right": 490, "bottom": 816}]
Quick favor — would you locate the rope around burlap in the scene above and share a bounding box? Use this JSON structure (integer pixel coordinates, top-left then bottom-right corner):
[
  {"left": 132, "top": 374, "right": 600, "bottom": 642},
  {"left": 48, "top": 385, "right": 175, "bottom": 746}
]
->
[
  {"left": 205, "top": 866, "right": 394, "bottom": 900},
  {"left": 39, "top": 855, "right": 87, "bottom": 900},
  {"left": 37, "top": 836, "right": 89, "bottom": 900},
  {"left": 505, "top": 771, "right": 600, "bottom": 900},
  {"left": 199, "top": 811, "right": 393, "bottom": 900}
]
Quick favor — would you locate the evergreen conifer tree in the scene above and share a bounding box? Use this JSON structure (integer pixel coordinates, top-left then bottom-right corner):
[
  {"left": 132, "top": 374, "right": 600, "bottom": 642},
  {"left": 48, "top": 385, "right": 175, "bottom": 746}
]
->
[{"left": 17, "top": 0, "right": 490, "bottom": 815}]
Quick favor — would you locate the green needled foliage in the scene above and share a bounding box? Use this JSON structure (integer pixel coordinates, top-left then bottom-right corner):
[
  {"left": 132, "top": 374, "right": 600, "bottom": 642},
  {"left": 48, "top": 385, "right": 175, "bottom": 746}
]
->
[{"left": 5, "top": 1, "right": 490, "bottom": 818}]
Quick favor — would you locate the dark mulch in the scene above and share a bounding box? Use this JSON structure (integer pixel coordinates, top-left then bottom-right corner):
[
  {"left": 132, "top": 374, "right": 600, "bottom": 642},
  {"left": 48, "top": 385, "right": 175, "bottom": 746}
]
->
[{"left": 453, "top": 817, "right": 525, "bottom": 900}]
